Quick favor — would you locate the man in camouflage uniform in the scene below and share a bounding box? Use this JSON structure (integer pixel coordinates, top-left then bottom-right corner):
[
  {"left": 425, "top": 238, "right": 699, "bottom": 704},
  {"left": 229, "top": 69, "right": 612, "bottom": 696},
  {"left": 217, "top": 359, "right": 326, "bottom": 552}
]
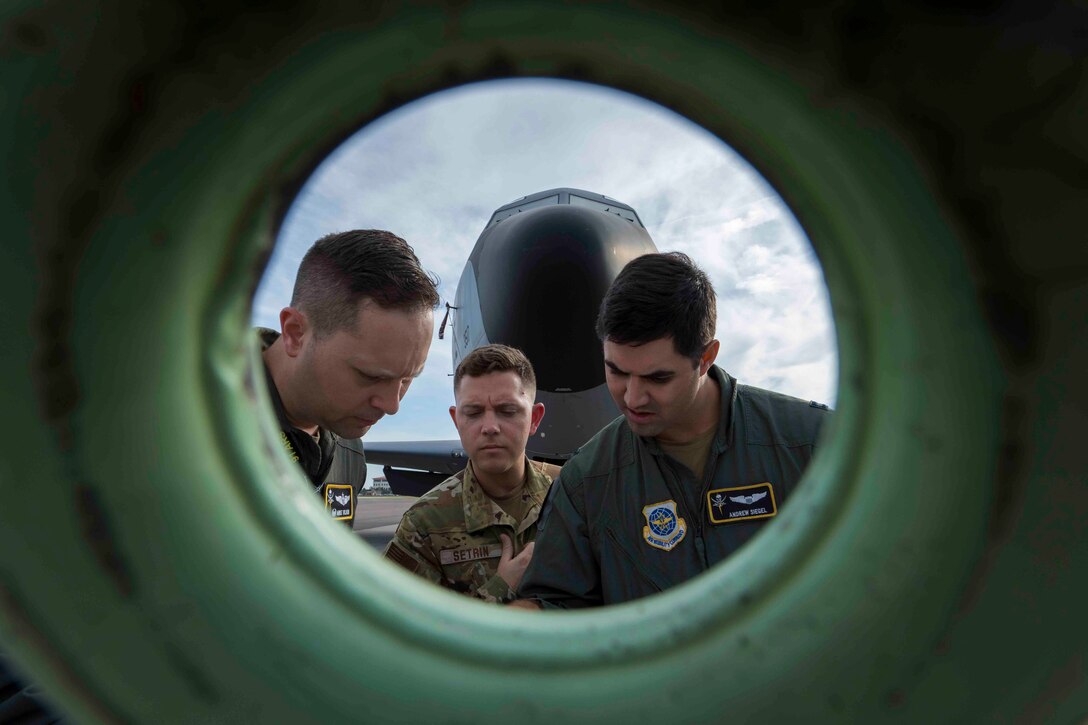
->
[{"left": 384, "top": 345, "right": 557, "bottom": 603}]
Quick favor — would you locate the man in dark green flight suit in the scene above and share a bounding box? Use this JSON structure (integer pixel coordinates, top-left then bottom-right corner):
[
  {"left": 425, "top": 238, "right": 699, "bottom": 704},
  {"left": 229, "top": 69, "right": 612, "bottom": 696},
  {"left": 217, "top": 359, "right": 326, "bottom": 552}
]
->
[
  {"left": 260, "top": 229, "right": 439, "bottom": 526},
  {"left": 512, "top": 252, "right": 829, "bottom": 608}
]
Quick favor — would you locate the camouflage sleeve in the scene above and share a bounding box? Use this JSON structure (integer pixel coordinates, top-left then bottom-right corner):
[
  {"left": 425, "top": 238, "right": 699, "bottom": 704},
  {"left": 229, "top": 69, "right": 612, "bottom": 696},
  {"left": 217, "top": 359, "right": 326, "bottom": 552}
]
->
[
  {"left": 382, "top": 511, "right": 446, "bottom": 588},
  {"left": 475, "top": 572, "right": 516, "bottom": 604}
]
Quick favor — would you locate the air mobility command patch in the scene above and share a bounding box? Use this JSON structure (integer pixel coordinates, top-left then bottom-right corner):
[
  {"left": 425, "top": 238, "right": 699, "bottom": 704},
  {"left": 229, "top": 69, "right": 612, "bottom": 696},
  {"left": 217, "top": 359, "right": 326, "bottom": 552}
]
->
[
  {"left": 706, "top": 483, "right": 777, "bottom": 524},
  {"left": 324, "top": 483, "right": 355, "bottom": 521},
  {"left": 642, "top": 500, "right": 687, "bottom": 551}
]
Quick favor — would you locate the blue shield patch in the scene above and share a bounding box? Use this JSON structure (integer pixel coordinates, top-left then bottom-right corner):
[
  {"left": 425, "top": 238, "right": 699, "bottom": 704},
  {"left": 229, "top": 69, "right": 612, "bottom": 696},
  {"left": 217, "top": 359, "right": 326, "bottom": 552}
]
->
[{"left": 642, "top": 500, "right": 687, "bottom": 551}]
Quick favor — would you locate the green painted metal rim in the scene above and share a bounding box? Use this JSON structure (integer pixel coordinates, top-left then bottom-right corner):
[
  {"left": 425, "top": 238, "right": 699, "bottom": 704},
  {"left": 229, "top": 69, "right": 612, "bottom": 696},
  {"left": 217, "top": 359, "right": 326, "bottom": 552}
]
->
[{"left": 0, "top": 2, "right": 1052, "bottom": 722}]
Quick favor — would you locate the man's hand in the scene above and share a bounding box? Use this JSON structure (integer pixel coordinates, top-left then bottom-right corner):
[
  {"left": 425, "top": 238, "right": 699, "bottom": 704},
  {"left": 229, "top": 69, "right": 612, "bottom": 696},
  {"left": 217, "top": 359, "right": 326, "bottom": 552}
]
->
[{"left": 496, "top": 533, "right": 534, "bottom": 590}]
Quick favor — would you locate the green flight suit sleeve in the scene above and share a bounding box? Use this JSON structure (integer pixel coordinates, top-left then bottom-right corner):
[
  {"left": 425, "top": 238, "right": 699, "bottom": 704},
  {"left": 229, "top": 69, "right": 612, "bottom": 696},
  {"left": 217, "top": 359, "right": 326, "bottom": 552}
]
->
[{"left": 516, "top": 473, "right": 602, "bottom": 609}]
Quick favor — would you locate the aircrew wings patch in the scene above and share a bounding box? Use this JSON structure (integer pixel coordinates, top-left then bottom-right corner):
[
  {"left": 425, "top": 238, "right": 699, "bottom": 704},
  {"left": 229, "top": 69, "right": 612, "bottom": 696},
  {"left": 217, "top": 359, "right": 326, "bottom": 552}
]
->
[
  {"left": 706, "top": 483, "right": 777, "bottom": 525},
  {"left": 324, "top": 483, "right": 355, "bottom": 521}
]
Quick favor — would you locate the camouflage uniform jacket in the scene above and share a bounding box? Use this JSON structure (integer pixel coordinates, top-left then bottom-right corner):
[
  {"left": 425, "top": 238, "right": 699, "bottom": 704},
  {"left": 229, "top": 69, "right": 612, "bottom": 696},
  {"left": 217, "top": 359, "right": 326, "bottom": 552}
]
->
[{"left": 383, "top": 459, "right": 554, "bottom": 603}]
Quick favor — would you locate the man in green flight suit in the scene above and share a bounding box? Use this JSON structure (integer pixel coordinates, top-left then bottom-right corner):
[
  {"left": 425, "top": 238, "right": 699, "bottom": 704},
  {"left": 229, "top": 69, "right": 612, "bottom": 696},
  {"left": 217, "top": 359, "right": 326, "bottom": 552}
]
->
[
  {"left": 384, "top": 344, "right": 559, "bottom": 603},
  {"left": 261, "top": 229, "right": 439, "bottom": 527},
  {"left": 512, "top": 252, "right": 830, "bottom": 609}
]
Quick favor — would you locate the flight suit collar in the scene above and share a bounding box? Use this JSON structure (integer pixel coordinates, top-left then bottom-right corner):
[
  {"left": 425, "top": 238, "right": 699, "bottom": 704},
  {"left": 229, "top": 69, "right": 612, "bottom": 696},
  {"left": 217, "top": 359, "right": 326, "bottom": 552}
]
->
[
  {"left": 257, "top": 328, "right": 338, "bottom": 486},
  {"left": 462, "top": 458, "right": 551, "bottom": 535},
  {"left": 258, "top": 328, "right": 302, "bottom": 435},
  {"left": 715, "top": 365, "right": 740, "bottom": 452}
]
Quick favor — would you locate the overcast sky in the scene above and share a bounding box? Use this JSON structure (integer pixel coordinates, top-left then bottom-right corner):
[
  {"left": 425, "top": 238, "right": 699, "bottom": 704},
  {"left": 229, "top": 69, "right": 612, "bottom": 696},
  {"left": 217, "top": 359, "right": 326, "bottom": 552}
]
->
[{"left": 252, "top": 79, "right": 838, "bottom": 487}]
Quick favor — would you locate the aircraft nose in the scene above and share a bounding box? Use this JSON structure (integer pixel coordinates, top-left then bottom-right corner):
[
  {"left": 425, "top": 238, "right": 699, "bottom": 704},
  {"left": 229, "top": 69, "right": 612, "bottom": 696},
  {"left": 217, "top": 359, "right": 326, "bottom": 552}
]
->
[{"left": 476, "top": 203, "right": 657, "bottom": 395}]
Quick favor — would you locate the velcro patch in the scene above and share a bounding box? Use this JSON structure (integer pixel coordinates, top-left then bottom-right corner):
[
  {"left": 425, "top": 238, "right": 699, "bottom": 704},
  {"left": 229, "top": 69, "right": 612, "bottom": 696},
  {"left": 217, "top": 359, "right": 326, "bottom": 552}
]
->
[
  {"left": 439, "top": 544, "right": 502, "bottom": 565},
  {"left": 385, "top": 543, "right": 420, "bottom": 573},
  {"left": 324, "top": 483, "right": 355, "bottom": 521},
  {"left": 706, "top": 483, "right": 777, "bottom": 525},
  {"left": 642, "top": 500, "right": 687, "bottom": 551}
]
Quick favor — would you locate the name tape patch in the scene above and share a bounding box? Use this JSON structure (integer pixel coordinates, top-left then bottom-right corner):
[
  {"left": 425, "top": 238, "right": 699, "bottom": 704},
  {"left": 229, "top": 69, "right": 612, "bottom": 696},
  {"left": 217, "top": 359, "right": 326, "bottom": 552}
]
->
[
  {"left": 324, "top": 483, "right": 355, "bottom": 521},
  {"left": 706, "top": 483, "right": 777, "bottom": 525},
  {"left": 440, "top": 544, "right": 503, "bottom": 565}
]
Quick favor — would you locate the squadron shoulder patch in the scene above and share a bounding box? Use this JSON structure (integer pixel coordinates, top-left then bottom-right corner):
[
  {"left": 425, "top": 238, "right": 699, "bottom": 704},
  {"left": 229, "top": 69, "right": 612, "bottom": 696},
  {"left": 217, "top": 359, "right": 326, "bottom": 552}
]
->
[
  {"left": 642, "top": 500, "right": 687, "bottom": 551},
  {"left": 324, "top": 483, "right": 355, "bottom": 521},
  {"left": 706, "top": 483, "right": 777, "bottom": 524}
]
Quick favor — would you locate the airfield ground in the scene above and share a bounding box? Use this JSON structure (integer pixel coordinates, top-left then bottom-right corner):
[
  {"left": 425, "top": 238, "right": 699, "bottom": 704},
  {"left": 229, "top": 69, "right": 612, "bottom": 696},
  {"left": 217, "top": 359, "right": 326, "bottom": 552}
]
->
[{"left": 353, "top": 496, "right": 416, "bottom": 551}]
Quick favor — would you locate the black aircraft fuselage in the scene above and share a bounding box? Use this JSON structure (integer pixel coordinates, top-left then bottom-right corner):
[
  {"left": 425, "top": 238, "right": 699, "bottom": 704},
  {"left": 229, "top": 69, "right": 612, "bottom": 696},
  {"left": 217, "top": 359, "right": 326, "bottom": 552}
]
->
[{"left": 366, "top": 188, "right": 658, "bottom": 494}]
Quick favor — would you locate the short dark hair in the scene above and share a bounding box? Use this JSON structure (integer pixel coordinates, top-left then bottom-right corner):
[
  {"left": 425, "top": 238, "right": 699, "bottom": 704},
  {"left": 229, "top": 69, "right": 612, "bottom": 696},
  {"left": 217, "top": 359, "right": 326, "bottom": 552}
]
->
[
  {"left": 454, "top": 344, "right": 537, "bottom": 395},
  {"left": 291, "top": 229, "right": 440, "bottom": 337},
  {"left": 595, "top": 252, "right": 716, "bottom": 363}
]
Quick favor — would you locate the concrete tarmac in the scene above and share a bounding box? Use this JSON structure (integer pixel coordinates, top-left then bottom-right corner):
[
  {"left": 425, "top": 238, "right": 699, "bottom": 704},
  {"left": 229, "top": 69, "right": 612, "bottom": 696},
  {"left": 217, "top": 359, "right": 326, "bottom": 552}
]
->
[{"left": 353, "top": 495, "right": 415, "bottom": 550}]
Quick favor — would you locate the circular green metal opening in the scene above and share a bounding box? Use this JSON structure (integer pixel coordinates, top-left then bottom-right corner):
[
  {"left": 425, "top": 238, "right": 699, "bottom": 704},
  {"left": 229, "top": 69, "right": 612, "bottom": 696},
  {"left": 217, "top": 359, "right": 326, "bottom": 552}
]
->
[
  {"left": 197, "top": 21, "right": 999, "bottom": 718},
  {"left": 0, "top": 4, "right": 1008, "bottom": 722}
]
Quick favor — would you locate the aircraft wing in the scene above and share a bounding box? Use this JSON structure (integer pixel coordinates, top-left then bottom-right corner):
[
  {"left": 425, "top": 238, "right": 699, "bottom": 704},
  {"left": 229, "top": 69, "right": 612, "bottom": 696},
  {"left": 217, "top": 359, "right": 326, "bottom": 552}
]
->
[
  {"left": 364, "top": 439, "right": 466, "bottom": 474},
  {"left": 364, "top": 439, "right": 467, "bottom": 496}
]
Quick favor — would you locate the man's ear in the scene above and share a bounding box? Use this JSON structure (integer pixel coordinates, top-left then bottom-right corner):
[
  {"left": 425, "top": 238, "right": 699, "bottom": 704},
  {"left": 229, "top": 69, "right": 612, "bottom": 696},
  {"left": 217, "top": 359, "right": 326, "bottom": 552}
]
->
[
  {"left": 699, "top": 339, "right": 720, "bottom": 375},
  {"left": 279, "top": 307, "right": 309, "bottom": 357},
  {"left": 528, "top": 402, "right": 546, "bottom": 435},
  {"left": 448, "top": 405, "right": 458, "bottom": 426}
]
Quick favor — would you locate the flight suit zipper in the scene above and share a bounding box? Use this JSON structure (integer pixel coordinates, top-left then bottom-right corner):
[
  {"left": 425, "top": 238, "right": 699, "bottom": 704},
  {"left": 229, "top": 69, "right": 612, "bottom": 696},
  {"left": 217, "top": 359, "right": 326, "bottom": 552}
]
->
[
  {"left": 605, "top": 526, "right": 663, "bottom": 596},
  {"left": 694, "top": 451, "right": 723, "bottom": 569},
  {"left": 658, "top": 453, "right": 710, "bottom": 571}
]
